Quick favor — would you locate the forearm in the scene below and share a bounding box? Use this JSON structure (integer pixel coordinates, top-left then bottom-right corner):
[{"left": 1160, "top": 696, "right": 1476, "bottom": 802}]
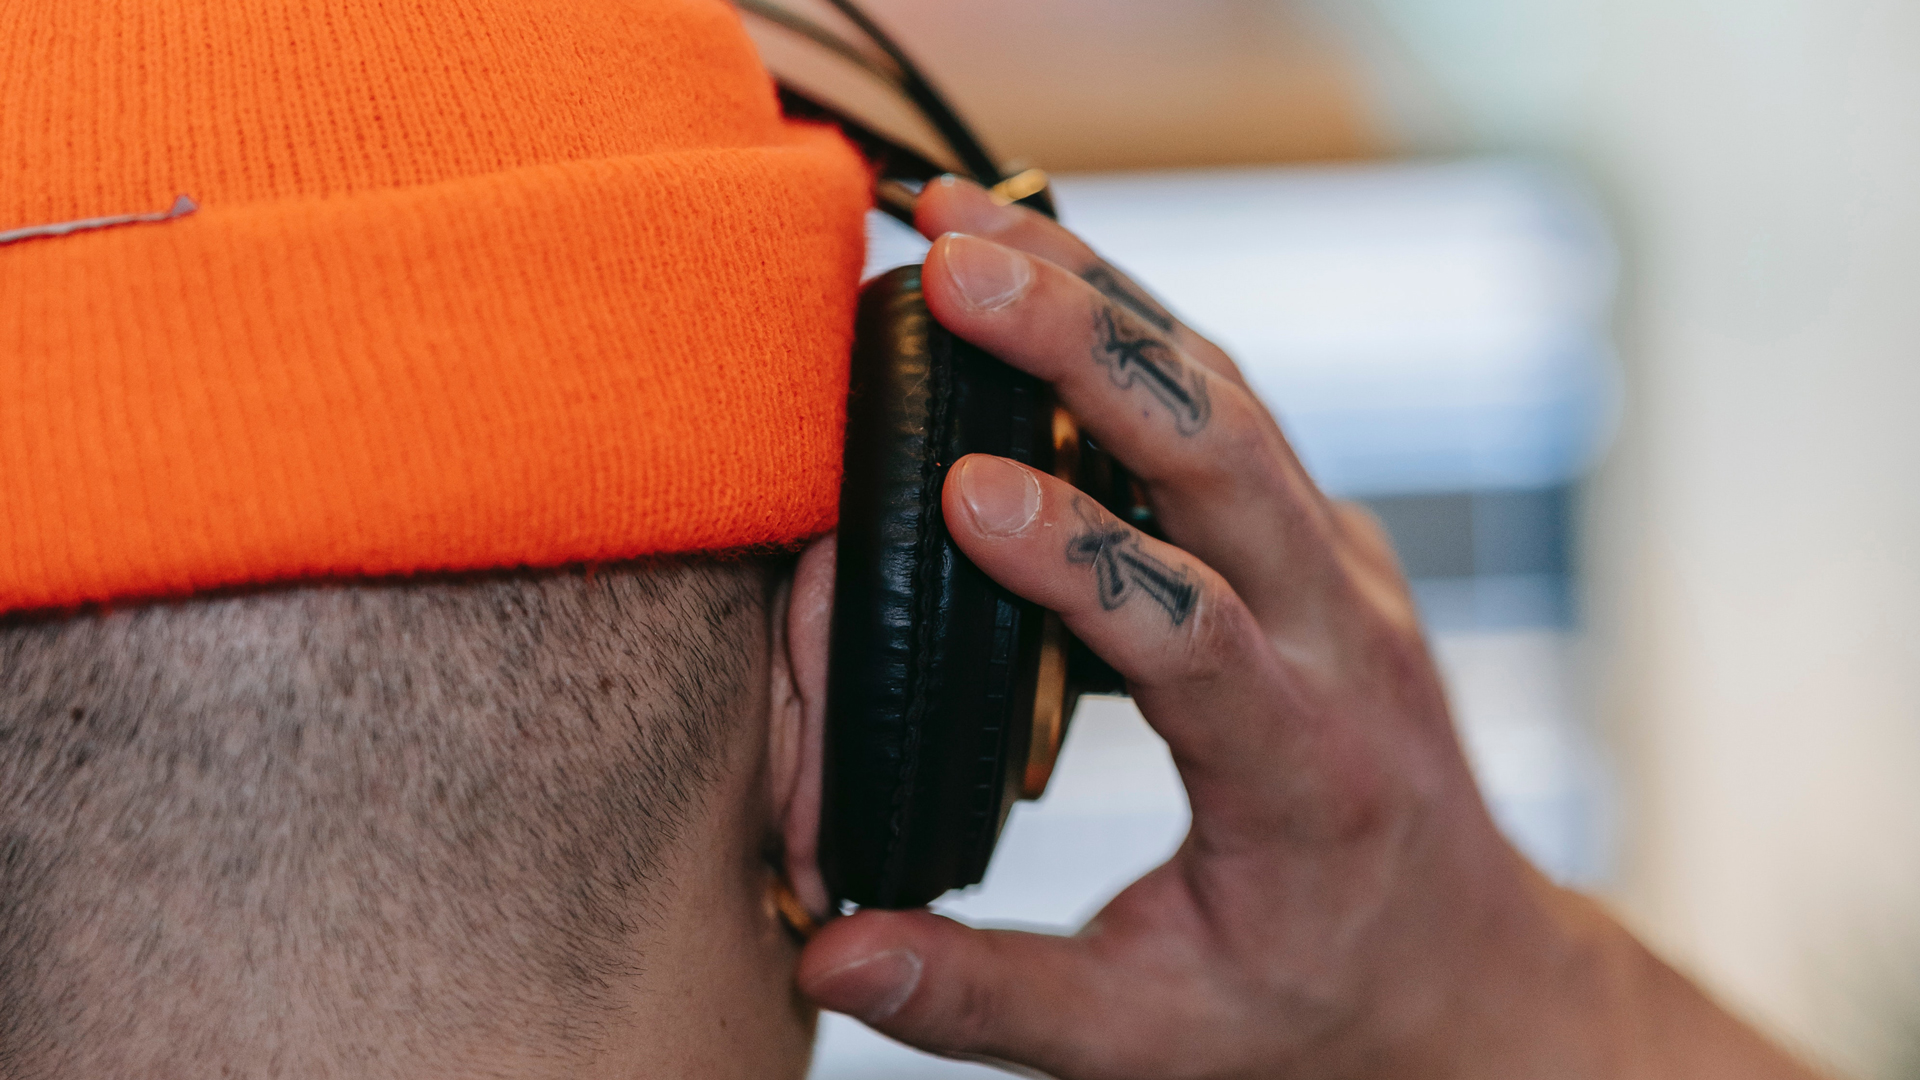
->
[
  {"left": 1599, "top": 905, "right": 1826, "bottom": 1080},
  {"left": 1464, "top": 882, "right": 1828, "bottom": 1080},
  {"left": 1350, "top": 846, "right": 1828, "bottom": 1080}
]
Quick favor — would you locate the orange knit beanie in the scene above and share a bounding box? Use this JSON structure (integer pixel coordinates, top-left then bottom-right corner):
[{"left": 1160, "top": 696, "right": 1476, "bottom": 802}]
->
[{"left": 0, "top": 0, "right": 870, "bottom": 615}]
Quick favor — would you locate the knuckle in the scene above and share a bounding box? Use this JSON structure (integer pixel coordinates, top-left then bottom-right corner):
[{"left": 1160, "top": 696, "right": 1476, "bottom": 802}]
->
[
  {"left": 1220, "top": 414, "right": 1287, "bottom": 492},
  {"left": 1169, "top": 578, "right": 1247, "bottom": 684},
  {"left": 940, "top": 976, "right": 1007, "bottom": 1052},
  {"left": 1332, "top": 500, "right": 1395, "bottom": 563},
  {"left": 1326, "top": 503, "right": 1425, "bottom": 636},
  {"left": 1153, "top": 386, "right": 1285, "bottom": 496}
]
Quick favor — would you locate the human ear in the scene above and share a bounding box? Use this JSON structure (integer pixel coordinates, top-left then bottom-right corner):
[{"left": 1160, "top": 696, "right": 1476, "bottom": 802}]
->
[{"left": 768, "top": 533, "right": 834, "bottom": 918}]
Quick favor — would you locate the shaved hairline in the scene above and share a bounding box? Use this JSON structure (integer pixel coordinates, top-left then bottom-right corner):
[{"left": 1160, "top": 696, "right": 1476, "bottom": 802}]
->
[{"left": 0, "top": 557, "right": 780, "bottom": 1079}]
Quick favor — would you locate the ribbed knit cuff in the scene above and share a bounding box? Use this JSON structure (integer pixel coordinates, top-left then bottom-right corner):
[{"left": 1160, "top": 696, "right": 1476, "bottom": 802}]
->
[{"left": 0, "top": 128, "right": 869, "bottom": 612}]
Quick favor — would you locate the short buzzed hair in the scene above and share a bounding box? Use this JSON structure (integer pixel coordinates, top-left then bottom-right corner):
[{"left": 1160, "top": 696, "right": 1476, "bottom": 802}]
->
[{"left": 0, "top": 557, "right": 777, "bottom": 1079}]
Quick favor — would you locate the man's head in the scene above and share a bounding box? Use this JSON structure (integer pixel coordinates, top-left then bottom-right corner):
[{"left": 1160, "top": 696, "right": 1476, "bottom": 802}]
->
[
  {"left": 0, "top": 0, "right": 866, "bottom": 1075},
  {"left": 0, "top": 556, "right": 842, "bottom": 1077}
]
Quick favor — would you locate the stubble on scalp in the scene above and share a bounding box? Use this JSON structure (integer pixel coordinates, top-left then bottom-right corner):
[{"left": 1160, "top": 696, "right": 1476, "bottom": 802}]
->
[{"left": 0, "top": 557, "right": 776, "bottom": 1080}]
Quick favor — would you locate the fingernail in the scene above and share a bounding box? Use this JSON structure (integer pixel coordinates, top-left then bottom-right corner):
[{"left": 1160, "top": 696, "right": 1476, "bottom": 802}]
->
[
  {"left": 807, "top": 949, "right": 924, "bottom": 1024},
  {"left": 942, "top": 233, "right": 1031, "bottom": 311},
  {"left": 957, "top": 456, "right": 1042, "bottom": 537}
]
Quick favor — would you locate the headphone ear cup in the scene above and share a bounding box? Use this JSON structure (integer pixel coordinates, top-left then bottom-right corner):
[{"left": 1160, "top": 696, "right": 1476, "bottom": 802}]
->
[{"left": 819, "top": 266, "right": 1056, "bottom": 909}]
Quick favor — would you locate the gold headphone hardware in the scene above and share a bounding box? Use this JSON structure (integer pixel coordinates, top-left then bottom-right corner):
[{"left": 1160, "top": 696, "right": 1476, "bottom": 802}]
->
[
  {"left": 988, "top": 168, "right": 1051, "bottom": 207},
  {"left": 1023, "top": 613, "right": 1070, "bottom": 799},
  {"left": 1019, "top": 406, "right": 1081, "bottom": 801}
]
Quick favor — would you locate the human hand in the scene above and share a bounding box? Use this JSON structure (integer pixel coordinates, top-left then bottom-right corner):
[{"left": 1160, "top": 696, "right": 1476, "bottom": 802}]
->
[{"left": 796, "top": 177, "right": 1821, "bottom": 1080}]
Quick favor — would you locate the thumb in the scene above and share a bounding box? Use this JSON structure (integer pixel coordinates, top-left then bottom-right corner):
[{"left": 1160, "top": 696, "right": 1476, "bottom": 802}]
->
[{"left": 797, "top": 909, "right": 1113, "bottom": 1076}]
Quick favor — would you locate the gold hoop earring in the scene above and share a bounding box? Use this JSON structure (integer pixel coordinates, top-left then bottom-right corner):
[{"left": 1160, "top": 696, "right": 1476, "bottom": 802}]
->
[{"left": 767, "top": 866, "right": 822, "bottom": 942}]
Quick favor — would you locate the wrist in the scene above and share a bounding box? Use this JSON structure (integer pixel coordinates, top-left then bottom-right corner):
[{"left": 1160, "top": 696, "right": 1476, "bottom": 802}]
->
[{"left": 1369, "top": 842, "right": 1638, "bottom": 1080}]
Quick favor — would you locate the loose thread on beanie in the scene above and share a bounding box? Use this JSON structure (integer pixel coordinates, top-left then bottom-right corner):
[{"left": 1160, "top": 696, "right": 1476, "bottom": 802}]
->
[{"left": 0, "top": 194, "right": 198, "bottom": 247}]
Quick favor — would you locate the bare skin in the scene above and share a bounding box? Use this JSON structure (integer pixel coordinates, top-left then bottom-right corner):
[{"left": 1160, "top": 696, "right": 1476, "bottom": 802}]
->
[
  {"left": 790, "top": 177, "right": 1829, "bottom": 1080},
  {"left": 575, "top": 563, "right": 825, "bottom": 1080}
]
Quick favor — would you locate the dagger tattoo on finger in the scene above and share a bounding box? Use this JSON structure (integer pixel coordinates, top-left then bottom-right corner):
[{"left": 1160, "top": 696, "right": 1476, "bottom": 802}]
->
[
  {"left": 1091, "top": 305, "right": 1212, "bottom": 437},
  {"left": 1066, "top": 498, "right": 1198, "bottom": 627}
]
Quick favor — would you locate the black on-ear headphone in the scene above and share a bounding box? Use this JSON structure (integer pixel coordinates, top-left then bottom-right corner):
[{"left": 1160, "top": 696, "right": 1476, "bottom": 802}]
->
[{"left": 739, "top": 0, "right": 1157, "bottom": 910}]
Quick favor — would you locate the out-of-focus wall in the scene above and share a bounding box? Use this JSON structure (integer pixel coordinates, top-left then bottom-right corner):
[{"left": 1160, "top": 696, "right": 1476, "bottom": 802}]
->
[
  {"left": 1367, "top": 0, "right": 1920, "bottom": 1073},
  {"left": 848, "top": 0, "right": 1379, "bottom": 169},
  {"left": 1581, "top": 4, "right": 1920, "bottom": 1073}
]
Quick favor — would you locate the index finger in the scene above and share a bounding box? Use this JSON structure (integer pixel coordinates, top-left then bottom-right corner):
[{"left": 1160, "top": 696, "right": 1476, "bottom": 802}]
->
[{"left": 914, "top": 175, "right": 1253, "bottom": 393}]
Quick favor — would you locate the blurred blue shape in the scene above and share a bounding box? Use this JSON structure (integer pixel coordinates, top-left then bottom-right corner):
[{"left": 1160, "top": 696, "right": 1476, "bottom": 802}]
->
[{"left": 1049, "top": 160, "right": 1618, "bottom": 497}]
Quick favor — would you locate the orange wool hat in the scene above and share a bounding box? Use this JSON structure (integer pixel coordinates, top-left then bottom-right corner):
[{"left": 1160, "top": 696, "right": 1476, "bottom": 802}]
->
[{"left": 0, "top": 0, "right": 870, "bottom": 614}]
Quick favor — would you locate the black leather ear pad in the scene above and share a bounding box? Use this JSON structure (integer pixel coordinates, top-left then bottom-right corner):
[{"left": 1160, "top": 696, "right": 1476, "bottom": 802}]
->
[{"left": 820, "top": 266, "right": 1056, "bottom": 909}]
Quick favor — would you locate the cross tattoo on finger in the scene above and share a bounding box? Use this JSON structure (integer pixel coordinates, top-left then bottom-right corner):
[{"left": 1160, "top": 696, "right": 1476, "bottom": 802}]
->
[
  {"left": 1091, "top": 305, "right": 1212, "bottom": 437},
  {"left": 1066, "top": 498, "right": 1198, "bottom": 627}
]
